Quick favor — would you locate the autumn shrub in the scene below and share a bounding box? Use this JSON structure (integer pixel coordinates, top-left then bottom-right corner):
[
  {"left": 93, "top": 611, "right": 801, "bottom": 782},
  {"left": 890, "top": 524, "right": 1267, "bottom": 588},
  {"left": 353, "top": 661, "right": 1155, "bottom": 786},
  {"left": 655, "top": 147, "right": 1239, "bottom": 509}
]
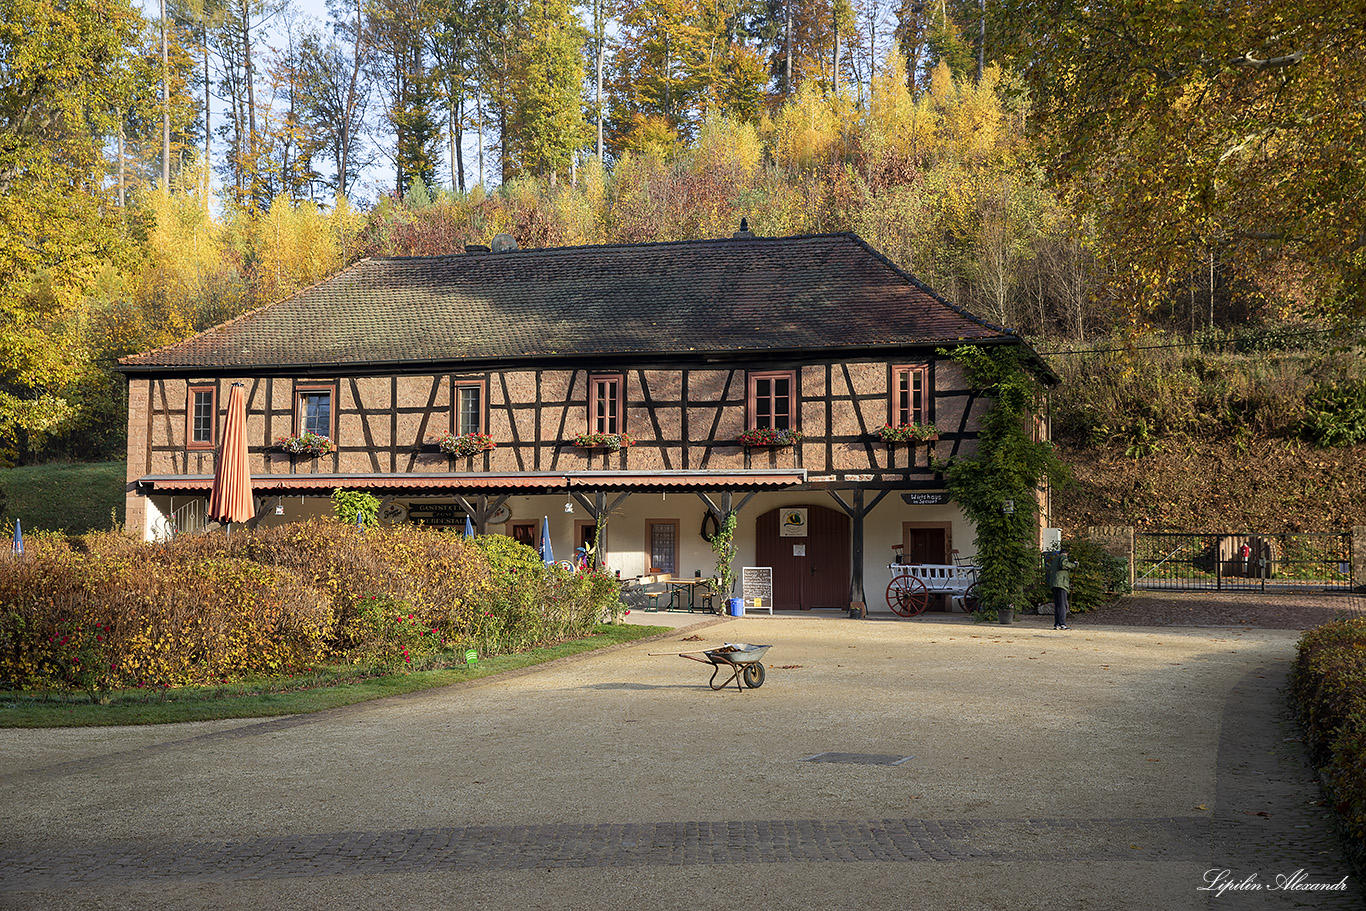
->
[
  {"left": 0, "top": 521, "right": 621, "bottom": 696},
  {"left": 464, "top": 534, "right": 622, "bottom": 656},
  {"left": 0, "top": 531, "right": 333, "bottom": 696},
  {"left": 163, "top": 520, "right": 484, "bottom": 665},
  {"left": 1291, "top": 618, "right": 1366, "bottom": 870}
]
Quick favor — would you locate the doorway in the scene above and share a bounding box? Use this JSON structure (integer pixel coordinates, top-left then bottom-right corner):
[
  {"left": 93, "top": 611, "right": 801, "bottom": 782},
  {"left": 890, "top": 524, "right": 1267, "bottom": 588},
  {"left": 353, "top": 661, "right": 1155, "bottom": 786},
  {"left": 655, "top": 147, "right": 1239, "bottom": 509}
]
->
[
  {"left": 902, "top": 522, "right": 952, "bottom": 565},
  {"left": 755, "top": 504, "right": 850, "bottom": 610}
]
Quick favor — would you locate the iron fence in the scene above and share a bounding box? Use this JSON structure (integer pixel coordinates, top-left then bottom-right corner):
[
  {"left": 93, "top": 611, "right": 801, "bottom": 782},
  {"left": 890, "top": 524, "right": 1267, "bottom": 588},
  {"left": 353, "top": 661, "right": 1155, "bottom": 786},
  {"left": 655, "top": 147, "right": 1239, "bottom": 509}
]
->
[{"left": 1134, "top": 532, "right": 1354, "bottom": 592}]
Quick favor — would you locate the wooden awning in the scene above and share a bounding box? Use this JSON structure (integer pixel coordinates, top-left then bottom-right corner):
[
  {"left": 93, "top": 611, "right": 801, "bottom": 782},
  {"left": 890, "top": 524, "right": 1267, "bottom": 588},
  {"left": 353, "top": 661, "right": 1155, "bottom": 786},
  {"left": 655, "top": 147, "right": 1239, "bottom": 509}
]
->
[{"left": 136, "top": 470, "right": 806, "bottom": 495}]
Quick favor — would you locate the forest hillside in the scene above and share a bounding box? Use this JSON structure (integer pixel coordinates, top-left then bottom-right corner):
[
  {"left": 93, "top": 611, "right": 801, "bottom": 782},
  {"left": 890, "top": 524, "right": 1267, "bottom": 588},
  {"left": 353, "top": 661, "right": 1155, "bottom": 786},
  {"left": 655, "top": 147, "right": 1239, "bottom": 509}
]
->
[{"left": 1047, "top": 329, "right": 1366, "bottom": 533}]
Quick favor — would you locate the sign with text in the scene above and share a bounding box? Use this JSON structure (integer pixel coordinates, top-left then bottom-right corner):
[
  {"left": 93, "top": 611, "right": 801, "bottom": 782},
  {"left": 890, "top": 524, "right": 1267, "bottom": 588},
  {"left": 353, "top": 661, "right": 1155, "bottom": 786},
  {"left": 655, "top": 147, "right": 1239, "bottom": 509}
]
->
[
  {"left": 742, "top": 566, "right": 773, "bottom": 606},
  {"left": 405, "top": 503, "right": 469, "bottom": 527},
  {"left": 901, "top": 492, "right": 951, "bottom": 506}
]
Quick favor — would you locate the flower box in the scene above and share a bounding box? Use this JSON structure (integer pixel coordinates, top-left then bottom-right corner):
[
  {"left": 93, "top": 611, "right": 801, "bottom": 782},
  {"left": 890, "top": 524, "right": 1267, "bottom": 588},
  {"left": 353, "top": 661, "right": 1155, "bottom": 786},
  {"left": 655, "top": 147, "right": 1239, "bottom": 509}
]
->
[
  {"left": 275, "top": 432, "right": 335, "bottom": 457},
  {"left": 434, "top": 432, "right": 496, "bottom": 457},
  {"left": 876, "top": 422, "right": 939, "bottom": 443},
  {"left": 571, "top": 432, "right": 636, "bottom": 451},
  {"left": 737, "top": 428, "right": 803, "bottom": 448}
]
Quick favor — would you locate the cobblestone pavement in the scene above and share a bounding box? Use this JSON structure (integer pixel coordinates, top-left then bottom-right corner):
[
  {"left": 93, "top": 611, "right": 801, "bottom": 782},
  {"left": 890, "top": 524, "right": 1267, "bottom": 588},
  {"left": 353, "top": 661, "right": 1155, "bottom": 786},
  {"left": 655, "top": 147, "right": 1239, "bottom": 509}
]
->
[
  {"left": 2, "top": 816, "right": 1214, "bottom": 886},
  {"left": 0, "top": 618, "right": 1360, "bottom": 911}
]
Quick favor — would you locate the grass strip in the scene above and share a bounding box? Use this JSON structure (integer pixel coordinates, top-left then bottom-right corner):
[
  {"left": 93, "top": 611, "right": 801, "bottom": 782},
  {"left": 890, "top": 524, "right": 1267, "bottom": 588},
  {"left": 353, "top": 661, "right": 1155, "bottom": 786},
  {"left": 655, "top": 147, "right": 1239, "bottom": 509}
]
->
[
  {"left": 1, "top": 461, "right": 125, "bottom": 534},
  {"left": 0, "top": 623, "right": 672, "bottom": 728}
]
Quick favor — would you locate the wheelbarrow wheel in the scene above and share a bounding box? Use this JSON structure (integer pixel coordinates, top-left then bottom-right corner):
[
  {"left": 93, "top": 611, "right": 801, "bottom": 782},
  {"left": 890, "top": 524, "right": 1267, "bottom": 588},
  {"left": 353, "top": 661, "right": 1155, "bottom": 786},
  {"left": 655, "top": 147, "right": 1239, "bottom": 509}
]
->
[{"left": 742, "top": 662, "right": 765, "bottom": 688}]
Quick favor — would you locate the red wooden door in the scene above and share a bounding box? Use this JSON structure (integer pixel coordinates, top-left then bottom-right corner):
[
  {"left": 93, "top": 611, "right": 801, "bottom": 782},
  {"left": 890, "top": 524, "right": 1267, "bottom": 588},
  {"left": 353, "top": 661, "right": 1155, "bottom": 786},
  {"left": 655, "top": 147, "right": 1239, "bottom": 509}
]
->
[
  {"left": 905, "top": 527, "right": 947, "bottom": 564},
  {"left": 755, "top": 505, "right": 850, "bottom": 610}
]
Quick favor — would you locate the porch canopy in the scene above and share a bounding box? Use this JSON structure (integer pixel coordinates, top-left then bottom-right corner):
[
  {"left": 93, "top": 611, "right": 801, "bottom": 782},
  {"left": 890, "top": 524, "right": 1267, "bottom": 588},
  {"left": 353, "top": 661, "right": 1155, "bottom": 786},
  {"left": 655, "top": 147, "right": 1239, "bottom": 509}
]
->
[{"left": 134, "top": 469, "right": 806, "bottom": 497}]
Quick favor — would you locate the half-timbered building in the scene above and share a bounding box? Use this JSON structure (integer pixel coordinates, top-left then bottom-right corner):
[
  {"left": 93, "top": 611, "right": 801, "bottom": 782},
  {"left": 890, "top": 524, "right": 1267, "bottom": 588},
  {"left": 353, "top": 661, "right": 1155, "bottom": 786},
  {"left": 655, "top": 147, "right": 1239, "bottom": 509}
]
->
[{"left": 117, "top": 230, "right": 1056, "bottom": 615}]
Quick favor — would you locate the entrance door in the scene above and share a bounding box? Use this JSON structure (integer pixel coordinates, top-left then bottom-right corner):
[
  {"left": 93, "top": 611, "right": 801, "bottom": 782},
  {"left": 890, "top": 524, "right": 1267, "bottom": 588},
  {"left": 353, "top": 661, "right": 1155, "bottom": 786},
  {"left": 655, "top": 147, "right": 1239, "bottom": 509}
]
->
[
  {"left": 756, "top": 504, "right": 850, "bottom": 610},
  {"left": 903, "top": 524, "right": 950, "bottom": 564}
]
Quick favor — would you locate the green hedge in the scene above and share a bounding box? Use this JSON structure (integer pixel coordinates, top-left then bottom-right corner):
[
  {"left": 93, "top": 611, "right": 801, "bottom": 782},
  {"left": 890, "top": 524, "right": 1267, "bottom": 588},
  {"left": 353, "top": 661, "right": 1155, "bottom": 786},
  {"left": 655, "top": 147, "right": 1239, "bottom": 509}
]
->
[
  {"left": 0, "top": 521, "right": 621, "bottom": 700},
  {"left": 1291, "top": 617, "right": 1366, "bottom": 869},
  {"left": 1023, "top": 533, "right": 1131, "bottom": 614}
]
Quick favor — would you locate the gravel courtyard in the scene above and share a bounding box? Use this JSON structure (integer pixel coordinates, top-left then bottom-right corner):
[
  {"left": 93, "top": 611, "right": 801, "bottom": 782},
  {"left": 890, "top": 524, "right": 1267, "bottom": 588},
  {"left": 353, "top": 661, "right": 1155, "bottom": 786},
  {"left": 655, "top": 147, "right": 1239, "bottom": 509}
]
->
[{"left": 1, "top": 602, "right": 1361, "bottom": 910}]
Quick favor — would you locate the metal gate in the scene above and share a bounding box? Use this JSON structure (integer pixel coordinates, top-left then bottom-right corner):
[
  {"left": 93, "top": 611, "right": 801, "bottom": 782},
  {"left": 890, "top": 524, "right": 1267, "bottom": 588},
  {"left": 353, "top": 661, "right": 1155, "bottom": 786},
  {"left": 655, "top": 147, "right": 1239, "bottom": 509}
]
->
[{"left": 1134, "top": 532, "right": 1354, "bottom": 592}]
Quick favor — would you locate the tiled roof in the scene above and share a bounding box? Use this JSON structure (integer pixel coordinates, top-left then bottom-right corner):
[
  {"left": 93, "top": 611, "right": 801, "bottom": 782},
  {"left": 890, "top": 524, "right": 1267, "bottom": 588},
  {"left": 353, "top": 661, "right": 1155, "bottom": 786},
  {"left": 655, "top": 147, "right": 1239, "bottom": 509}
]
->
[{"left": 119, "top": 232, "right": 1018, "bottom": 370}]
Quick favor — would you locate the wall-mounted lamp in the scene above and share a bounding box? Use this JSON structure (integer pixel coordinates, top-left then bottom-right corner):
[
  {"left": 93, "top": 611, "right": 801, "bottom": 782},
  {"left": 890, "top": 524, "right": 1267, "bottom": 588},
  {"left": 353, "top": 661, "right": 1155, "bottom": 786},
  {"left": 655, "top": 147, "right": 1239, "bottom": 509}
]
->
[{"left": 1002, "top": 499, "right": 1015, "bottom": 515}]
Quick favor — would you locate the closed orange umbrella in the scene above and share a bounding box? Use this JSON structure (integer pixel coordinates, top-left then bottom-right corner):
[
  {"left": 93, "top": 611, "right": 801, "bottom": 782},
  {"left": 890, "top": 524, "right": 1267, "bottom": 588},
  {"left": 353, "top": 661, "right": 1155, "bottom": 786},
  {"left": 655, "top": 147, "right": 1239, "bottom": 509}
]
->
[{"left": 208, "top": 383, "right": 255, "bottom": 528}]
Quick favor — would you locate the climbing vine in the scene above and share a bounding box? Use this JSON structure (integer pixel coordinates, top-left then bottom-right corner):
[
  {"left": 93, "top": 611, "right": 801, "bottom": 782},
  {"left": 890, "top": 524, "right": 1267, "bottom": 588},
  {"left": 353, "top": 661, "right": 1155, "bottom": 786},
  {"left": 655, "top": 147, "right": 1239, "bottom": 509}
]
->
[
  {"left": 938, "top": 345, "right": 1063, "bottom": 617},
  {"left": 708, "top": 511, "right": 738, "bottom": 597}
]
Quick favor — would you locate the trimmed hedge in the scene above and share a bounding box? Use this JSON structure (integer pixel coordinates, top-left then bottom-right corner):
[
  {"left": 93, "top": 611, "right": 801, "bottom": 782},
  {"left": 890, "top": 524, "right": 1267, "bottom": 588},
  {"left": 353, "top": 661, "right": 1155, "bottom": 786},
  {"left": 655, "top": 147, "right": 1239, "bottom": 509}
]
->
[
  {"left": 1291, "top": 617, "right": 1366, "bottom": 869},
  {"left": 0, "top": 521, "right": 621, "bottom": 700}
]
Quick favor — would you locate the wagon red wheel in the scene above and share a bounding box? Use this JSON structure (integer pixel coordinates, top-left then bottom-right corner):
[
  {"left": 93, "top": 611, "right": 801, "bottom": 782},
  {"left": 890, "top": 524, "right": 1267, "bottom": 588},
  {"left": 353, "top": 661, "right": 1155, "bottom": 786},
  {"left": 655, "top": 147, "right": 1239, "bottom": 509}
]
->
[
  {"left": 962, "top": 581, "right": 982, "bottom": 614},
  {"left": 885, "top": 573, "right": 930, "bottom": 617}
]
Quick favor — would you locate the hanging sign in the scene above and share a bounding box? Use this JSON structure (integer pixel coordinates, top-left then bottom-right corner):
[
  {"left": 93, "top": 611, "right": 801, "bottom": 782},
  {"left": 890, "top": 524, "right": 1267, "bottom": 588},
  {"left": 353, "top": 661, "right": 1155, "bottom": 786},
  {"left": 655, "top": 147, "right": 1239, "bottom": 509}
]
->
[
  {"left": 405, "top": 503, "right": 468, "bottom": 527},
  {"left": 901, "top": 492, "right": 951, "bottom": 506}
]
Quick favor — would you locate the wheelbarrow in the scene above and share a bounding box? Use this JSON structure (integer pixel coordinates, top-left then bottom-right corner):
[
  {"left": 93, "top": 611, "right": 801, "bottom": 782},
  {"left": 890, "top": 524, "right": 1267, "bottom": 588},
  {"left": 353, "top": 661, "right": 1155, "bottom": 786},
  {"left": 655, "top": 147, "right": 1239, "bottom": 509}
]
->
[{"left": 651, "top": 643, "right": 771, "bottom": 692}]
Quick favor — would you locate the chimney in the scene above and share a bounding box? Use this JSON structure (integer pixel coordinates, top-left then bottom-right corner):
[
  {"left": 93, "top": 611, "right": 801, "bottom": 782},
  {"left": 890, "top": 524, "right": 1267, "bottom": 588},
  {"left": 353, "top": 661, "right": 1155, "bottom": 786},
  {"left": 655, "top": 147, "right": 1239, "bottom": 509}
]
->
[{"left": 733, "top": 218, "right": 755, "bottom": 239}]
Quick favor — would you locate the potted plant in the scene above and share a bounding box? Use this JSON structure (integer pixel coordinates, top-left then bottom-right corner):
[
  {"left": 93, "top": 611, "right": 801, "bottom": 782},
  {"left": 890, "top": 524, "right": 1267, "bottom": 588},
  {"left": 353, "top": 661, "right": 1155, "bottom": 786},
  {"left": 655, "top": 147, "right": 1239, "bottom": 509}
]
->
[
  {"left": 876, "top": 422, "right": 940, "bottom": 443},
  {"left": 737, "top": 427, "right": 802, "bottom": 448},
  {"left": 275, "top": 432, "right": 335, "bottom": 457},
  {"left": 433, "top": 432, "right": 496, "bottom": 457},
  {"left": 570, "top": 432, "right": 636, "bottom": 451}
]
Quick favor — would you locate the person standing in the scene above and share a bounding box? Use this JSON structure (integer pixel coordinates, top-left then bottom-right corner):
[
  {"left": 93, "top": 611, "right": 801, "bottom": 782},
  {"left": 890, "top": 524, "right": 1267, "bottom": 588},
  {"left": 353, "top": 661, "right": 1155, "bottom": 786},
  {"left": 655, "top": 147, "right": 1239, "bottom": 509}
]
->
[{"left": 1048, "top": 550, "right": 1078, "bottom": 630}]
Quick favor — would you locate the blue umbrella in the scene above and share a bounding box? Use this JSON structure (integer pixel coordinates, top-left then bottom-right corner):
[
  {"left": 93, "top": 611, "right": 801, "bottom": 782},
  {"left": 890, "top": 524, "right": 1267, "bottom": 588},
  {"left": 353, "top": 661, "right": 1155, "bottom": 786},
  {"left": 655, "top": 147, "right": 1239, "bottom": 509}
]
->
[
  {"left": 464, "top": 515, "right": 475, "bottom": 537},
  {"left": 541, "top": 516, "right": 553, "bottom": 564},
  {"left": 11, "top": 519, "right": 21, "bottom": 556}
]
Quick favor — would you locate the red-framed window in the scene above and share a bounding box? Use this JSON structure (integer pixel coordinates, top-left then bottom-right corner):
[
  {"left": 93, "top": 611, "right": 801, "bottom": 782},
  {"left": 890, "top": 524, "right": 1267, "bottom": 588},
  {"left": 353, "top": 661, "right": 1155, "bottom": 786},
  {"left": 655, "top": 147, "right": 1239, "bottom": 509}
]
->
[
  {"left": 187, "top": 384, "right": 216, "bottom": 450},
  {"left": 295, "top": 383, "right": 336, "bottom": 439},
  {"left": 589, "top": 374, "right": 623, "bottom": 434},
  {"left": 891, "top": 364, "right": 929, "bottom": 426},
  {"left": 748, "top": 370, "right": 797, "bottom": 430},
  {"left": 454, "top": 379, "right": 485, "bottom": 435}
]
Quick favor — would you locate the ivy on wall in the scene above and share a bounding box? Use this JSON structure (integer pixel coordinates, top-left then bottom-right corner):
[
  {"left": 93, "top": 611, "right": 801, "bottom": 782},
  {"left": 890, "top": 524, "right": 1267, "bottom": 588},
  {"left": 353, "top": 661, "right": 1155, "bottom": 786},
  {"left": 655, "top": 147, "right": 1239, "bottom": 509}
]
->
[{"left": 938, "top": 345, "right": 1063, "bottom": 616}]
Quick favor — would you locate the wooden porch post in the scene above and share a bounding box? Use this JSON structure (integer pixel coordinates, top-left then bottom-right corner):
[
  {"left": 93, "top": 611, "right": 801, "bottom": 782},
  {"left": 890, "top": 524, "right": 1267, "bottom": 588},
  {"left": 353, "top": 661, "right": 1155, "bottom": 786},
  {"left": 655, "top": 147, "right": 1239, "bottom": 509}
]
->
[
  {"left": 828, "top": 487, "right": 891, "bottom": 616},
  {"left": 569, "top": 489, "right": 631, "bottom": 568}
]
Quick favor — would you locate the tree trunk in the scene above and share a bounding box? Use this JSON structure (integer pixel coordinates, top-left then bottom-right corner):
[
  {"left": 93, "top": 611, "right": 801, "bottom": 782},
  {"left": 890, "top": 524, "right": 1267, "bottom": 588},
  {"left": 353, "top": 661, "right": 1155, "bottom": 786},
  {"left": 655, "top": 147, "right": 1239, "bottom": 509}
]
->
[
  {"left": 118, "top": 115, "right": 126, "bottom": 206},
  {"left": 202, "top": 22, "right": 210, "bottom": 196},
  {"left": 161, "top": 0, "right": 169, "bottom": 190},
  {"left": 242, "top": 2, "right": 257, "bottom": 204},
  {"left": 454, "top": 95, "right": 466, "bottom": 192},
  {"left": 785, "top": 1, "right": 792, "bottom": 96},
  {"left": 340, "top": 0, "right": 364, "bottom": 199},
  {"left": 595, "top": 14, "right": 604, "bottom": 160}
]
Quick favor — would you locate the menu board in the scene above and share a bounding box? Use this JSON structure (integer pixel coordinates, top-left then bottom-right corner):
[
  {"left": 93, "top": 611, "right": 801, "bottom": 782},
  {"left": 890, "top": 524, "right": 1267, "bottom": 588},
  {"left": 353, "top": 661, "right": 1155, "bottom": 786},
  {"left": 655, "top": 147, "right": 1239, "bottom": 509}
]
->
[{"left": 742, "top": 566, "right": 773, "bottom": 605}]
